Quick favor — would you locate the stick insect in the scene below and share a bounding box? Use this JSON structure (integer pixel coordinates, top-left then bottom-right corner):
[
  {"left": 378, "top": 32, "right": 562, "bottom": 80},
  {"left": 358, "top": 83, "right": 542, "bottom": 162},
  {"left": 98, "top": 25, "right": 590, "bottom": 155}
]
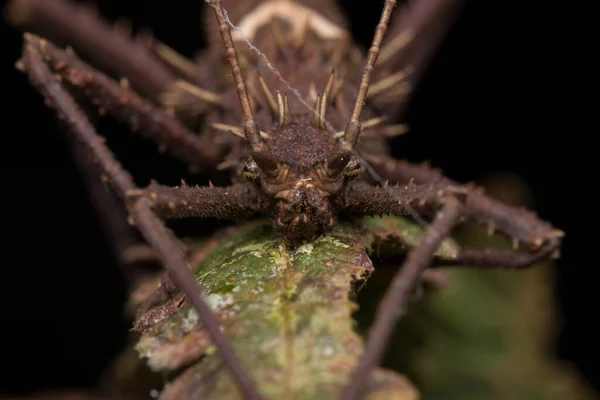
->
[{"left": 6, "top": 0, "right": 564, "bottom": 398}]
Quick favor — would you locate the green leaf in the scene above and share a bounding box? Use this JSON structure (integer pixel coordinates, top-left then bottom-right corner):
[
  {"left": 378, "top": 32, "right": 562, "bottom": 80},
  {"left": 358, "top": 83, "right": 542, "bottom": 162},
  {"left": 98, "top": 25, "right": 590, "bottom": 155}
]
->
[
  {"left": 133, "top": 216, "right": 458, "bottom": 399},
  {"left": 359, "top": 225, "right": 597, "bottom": 400}
]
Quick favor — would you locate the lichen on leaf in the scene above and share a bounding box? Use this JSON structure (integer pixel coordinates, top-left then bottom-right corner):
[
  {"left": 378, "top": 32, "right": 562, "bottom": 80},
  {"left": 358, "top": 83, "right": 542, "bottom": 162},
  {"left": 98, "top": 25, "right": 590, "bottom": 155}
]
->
[{"left": 133, "top": 216, "right": 458, "bottom": 399}]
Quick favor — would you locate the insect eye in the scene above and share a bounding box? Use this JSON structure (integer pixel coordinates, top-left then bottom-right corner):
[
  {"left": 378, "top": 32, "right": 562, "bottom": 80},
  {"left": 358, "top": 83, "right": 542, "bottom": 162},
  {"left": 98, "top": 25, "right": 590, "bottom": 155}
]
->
[
  {"left": 243, "top": 158, "right": 260, "bottom": 181},
  {"left": 343, "top": 157, "right": 361, "bottom": 178}
]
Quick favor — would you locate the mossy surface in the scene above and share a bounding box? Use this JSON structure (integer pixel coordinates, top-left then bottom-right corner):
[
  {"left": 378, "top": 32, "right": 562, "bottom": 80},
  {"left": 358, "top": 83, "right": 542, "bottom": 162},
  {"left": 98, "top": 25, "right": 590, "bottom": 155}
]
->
[{"left": 134, "top": 216, "right": 458, "bottom": 399}]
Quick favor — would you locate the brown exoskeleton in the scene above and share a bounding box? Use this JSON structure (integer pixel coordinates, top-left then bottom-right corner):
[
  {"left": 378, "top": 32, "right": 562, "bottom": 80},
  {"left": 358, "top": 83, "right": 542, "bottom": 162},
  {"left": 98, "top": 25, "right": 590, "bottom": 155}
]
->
[{"left": 7, "top": 0, "right": 564, "bottom": 398}]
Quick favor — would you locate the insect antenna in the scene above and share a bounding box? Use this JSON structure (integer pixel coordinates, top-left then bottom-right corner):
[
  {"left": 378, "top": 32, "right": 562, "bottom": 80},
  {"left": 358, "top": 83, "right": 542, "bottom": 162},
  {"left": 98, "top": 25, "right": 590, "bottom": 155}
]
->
[
  {"left": 338, "top": 3, "right": 475, "bottom": 398},
  {"left": 326, "top": 0, "right": 398, "bottom": 177},
  {"left": 346, "top": 0, "right": 398, "bottom": 145},
  {"left": 206, "top": 0, "right": 281, "bottom": 180}
]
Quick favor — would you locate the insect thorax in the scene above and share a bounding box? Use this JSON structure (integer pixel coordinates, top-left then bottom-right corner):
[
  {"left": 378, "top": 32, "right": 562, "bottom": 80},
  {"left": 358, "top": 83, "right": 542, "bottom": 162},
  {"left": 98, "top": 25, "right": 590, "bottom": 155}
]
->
[
  {"left": 202, "top": 0, "right": 387, "bottom": 244},
  {"left": 208, "top": 0, "right": 371, "bottom": 138}
]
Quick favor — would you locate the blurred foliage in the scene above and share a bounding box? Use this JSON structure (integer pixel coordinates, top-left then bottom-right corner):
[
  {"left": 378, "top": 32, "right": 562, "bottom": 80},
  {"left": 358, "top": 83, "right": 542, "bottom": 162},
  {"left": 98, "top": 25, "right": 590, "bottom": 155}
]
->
[{"left": 355, "top": 173, "right": 597, "bottom": 400}]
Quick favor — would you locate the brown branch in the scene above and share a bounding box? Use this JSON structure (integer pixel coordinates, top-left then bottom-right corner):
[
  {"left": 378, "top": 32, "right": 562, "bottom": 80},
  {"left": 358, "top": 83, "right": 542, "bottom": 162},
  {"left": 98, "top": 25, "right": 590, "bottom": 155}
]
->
[
  {"left": 6, "top": 0, "right": 176, "bottom": 100},
  {"left": 20, "top": 35, "right": 264, "bottom": 400},
  {"left": 341, "top": 197, "right": 463, "bottom": 400}
]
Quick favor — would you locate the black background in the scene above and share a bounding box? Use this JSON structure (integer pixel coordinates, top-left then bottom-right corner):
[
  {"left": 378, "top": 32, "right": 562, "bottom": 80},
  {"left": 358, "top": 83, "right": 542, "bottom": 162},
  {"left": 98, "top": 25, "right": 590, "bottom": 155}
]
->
[{"left": 0, "top": 0, "right": 593, "bottom": 396}]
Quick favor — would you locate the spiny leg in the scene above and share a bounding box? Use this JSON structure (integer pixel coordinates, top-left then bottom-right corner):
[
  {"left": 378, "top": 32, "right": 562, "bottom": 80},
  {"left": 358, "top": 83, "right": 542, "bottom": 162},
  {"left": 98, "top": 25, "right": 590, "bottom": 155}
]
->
[
  {"left": 340, "top": 178, "right": 561, "bottom": 398},
  {"left": 7, "top": 0, "right": 174, "bottom": 99},
  {"left": 124, "top": 180, "right": 260, "bottom": 315},
  {"left": 20, "top": 38, "right": 264, "bottom": 400},
  {"left": 365, "top": 155, "right": 564, "bottom": 268},
  {"left": 340, "top": 194, "right": 464, "bottom": 400},
  {"left": 126, "top": 181, "right": 259, "bottom": 221},
  {"left": 6, "top": 0, "right": 219, "bottom": 118},
  {"left": 23, "top": 35, "right": 221, "bottom": 172}
]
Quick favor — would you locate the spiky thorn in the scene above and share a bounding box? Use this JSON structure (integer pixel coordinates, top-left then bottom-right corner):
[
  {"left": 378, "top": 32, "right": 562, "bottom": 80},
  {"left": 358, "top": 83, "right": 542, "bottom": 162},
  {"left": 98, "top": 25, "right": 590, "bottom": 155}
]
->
[
  {"left": 319, "top": 91, "right": 328, "bottom": 129},
  {"left": 313, "top": 69, "right": 337, "bottom": 129},
  {"left": 161, "top": 80, "right": 223, "bottom": 117},
  {"left": 171, "top": 80, "right": 222, "bottom": 105},
  {"left": 211, "top": 122, "right": 245, "bottom": 139},
  {"left": 20, "top": 38, "right": 262, "bottom": 400},
  {"left": 367, "top": 66, "right": 413, "bottom": 98},
  {"left": 153, "top": 41, "right": 198, "bottom": 78},
  {"left": 377, "top": 30, "right": 415, "bottom": 65},
  {"left": 258, "top": 75, "right": 278, "bottom": 114},
  {"left": 333, "top": 117, "right": 387, "bottom": 138},
  {"left": 324, "top": 68, "right": 336, "bottom": 98},
  {"left": 277, "top": 92, "right": 292, "bottom": 127},
  {"left": 277, "top": 91, "right": 286, "bottom": 127},
  {"left": 283, "top": 94, "right": 292, "bottom": 126},
  {"left": 208, "top": 0, "right": 280, "bottom": 183},
  {"left": 312, "top": 95, "right": 322, "bottom": 127},
  {"left": 211, "top": 122, "right": 270, "bottom": 140},
  {"left": 346, "top": 122, "right": 408, "bottom": 140},
  {"left": 380, "top": 124, "right": 409, "bottom": 137}
]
